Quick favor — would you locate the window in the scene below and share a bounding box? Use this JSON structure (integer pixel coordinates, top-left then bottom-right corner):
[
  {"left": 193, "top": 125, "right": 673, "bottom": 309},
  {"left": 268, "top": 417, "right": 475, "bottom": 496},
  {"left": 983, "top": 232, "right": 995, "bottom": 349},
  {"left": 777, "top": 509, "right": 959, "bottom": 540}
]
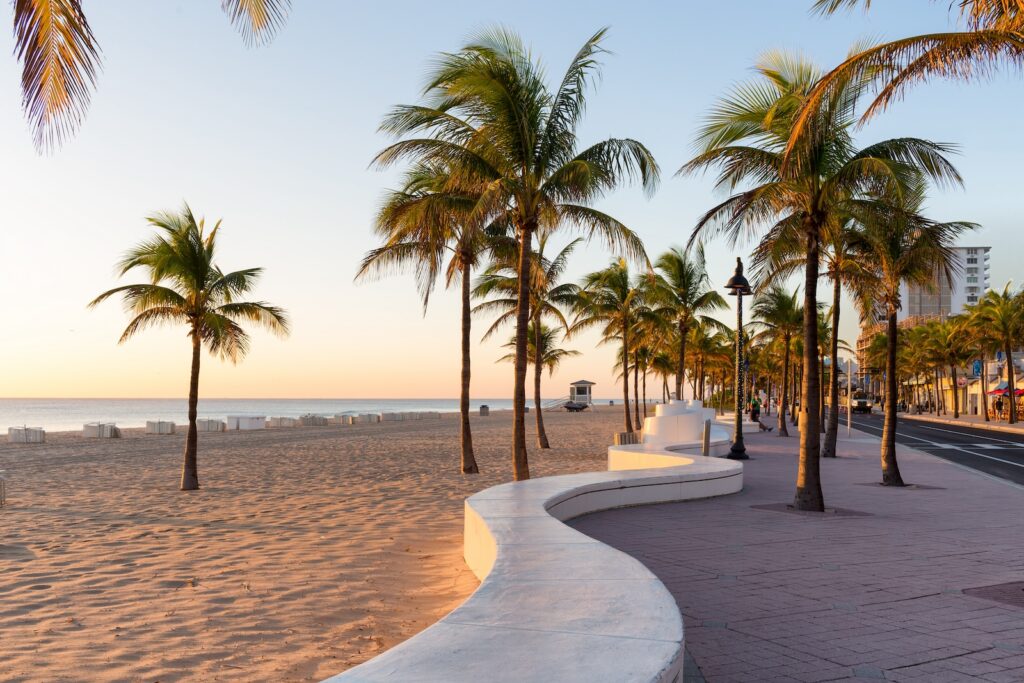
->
[
  {"left": 967, "top": 257, "right": 978, "bottom": 264},
  {"left": 968, "top": 248, "right": 978, "bottom": 254},
  {"left": 967, "top": 277, "right": 978, "bottom": 283}
]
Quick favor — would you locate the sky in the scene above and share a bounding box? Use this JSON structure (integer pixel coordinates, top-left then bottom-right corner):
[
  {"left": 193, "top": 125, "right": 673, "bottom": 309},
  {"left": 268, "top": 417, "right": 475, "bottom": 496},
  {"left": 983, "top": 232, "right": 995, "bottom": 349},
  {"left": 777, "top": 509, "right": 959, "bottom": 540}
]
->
[{"left": 0, "top": 1, "right": 1019, "bottom": 400}]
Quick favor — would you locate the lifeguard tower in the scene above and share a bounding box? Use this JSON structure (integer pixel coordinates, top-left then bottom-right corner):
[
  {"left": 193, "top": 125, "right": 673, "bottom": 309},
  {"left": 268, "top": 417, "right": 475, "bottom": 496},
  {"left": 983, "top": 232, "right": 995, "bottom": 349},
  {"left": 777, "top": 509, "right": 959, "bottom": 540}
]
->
[{"left": 569, "top": 380, "right": 595, "bottom": 406}]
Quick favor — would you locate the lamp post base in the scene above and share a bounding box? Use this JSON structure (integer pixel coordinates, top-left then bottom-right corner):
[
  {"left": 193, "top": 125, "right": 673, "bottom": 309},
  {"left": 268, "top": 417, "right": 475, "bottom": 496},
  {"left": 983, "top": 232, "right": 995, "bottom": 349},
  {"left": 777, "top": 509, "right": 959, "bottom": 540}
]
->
[{"left": 728, "top": 441, "right": 748, "bottom": 460}]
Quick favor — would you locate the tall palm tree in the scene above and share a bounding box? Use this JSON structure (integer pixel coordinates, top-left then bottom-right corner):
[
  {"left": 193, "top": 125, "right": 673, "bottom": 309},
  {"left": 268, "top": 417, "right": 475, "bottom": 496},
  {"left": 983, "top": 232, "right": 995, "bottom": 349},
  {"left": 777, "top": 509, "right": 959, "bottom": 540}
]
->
[
  {"left": 13, "top": 0, "right": 290, "bottom": 150},
  {"left": 357, "top": 162, "right": 489, "bottom": 474},
  {"left": 848, "top": 191, "right": 975, "bottom": 485},
  {"left": 651, "top": 246, "right": 727, "bottom": 400},
  {"left": 89, "top": 205, "right": 289, "bottom": 490},
  {"left": 374, "top": 28, "right": 658, "bottom": 480},
  {"left": 751, "top": 286, "right": 804, "bottom": 437},
  {"left": 789, "top": 0, "right": 1024, "bottom": 155},
  {"left": 474, "top": 235, "right": 579, "bottom": 448},
  {"left": 681, "top": 51, "right": 961, "bottom": 510},
  {"left": 571, "top": 259, "right": 654, "bottom": 433},
  {"left": 972, "top": 283, "right": 1024, "bottom": 423}
]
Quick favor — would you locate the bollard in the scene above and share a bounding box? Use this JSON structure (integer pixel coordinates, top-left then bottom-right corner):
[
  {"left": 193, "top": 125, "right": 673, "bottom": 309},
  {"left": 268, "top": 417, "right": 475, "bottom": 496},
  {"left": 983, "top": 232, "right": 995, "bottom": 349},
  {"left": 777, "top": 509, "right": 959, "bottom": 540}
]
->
[{"left": 702, "top": 419, "right": 711, "bottom": 457}]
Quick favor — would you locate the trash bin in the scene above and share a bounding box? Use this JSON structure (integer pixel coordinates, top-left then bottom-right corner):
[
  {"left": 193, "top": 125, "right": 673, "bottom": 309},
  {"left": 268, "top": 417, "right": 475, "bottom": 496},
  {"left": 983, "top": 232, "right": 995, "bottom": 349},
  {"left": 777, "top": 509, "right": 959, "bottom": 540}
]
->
[{"left": 479, "top": 405, "right": 490, "bottom": 417}]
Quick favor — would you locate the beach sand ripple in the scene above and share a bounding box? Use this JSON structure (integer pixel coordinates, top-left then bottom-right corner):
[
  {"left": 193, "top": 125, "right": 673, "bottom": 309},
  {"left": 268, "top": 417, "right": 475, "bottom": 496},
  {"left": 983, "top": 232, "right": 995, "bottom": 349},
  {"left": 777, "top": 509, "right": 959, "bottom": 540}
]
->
[{"left": 0, "top": 407, "right": 623, "bottom": 681}]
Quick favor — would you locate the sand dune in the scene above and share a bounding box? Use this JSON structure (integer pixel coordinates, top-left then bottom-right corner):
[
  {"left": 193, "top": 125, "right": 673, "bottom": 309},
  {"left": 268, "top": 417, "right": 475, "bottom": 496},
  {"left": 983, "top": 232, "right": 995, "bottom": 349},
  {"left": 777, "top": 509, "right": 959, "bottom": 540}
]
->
[{"left": 0, "top": 406, "right": 626, "bottom": 681}]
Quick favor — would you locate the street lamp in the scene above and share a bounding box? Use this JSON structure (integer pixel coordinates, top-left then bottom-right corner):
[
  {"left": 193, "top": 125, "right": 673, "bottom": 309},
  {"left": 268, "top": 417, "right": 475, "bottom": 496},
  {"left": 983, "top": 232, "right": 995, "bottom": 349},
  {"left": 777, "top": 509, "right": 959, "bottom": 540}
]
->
[{"left": 725, "top": 257, "right": 752, "bottom": 459}]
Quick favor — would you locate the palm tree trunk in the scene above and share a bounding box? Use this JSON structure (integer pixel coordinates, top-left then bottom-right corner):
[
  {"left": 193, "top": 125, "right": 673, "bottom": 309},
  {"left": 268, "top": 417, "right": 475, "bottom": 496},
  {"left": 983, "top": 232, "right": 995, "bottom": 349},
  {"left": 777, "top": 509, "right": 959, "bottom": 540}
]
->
[
  {"left": 792, "top": 363, "right": 800, "bottom": 426},
  {"left": 511, "top": 223, "right": 534, "bottom": 480},
  {"left": 642, "top": 368, "right": 648, "bottom": 419},
  {"left": 622, "top": 332, "right": 633, "bottom": 433},
  {"left": 633, "top": 351, "right": 641, "bottom": 428},
  {"left": 794, "top": 229, "right": 824, "bottom": 511},
  {"left": 460, "top": 262, "right": 479, "bottom": 473},
  {"left": 981, "top": 358, "right": 990, "bottom": 421},
  {"left": 819, "top": 357, "right": 826, "bottom": 434},
  {"left": 951, "top": 365, "right": 960, "bottom": 418},
  {"left": 1006, "top": 341, "right": 1017, "bottom": 424},
  {"left": 534, "top": 318, "right": 550, "bottom": 449},
  {"left": 675, "top": 320, "right": 687, "bottom": 400},
  {"left": 881, "top": 309, "right": 905, "bottom": 486},
  {"left": 181, "top": 334, "right": 201, "bottom": 491},
  {"left": 779, "top": 337, "right": 790, "bottom": 436}
]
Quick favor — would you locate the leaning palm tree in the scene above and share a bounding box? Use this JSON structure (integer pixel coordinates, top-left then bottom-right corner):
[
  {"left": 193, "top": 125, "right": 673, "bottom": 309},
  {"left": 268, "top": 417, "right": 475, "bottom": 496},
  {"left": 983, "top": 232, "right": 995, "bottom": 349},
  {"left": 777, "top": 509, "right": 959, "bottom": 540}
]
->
[
  {"left": 374, "top": 27, "right": 658, "bottom": 480},
  {"left": 651, "top": 245, "right": 727, "bottom": 400},
  {"left": 571, "top": 259, "right": 654, "bottom": 433},
  {"left": 751, "top": 286, "right": 804, "bottom": 437},
  {"left": 848, "top": 190, "right": 975, "bottom": 485},
  {"left": 13, "top": 0, "right": 290, "bottom": 150},
  {"left": 972, "top": 283, "right": 1024, "bottom": 423},
  {"left": 474, "top": 235, "right": 580, "bottom": 449},
  {"left": 357, "top": 162, "right": 488, "bottom": 474},
  {"left": 89, "top": 205, "right": 289, "bottom": 490},
  {"left": 681, "top": 50, "right": 962, "bottom": 510},
  {"left": 788, "top": 0, "right": 1024, "bottom": 157}
]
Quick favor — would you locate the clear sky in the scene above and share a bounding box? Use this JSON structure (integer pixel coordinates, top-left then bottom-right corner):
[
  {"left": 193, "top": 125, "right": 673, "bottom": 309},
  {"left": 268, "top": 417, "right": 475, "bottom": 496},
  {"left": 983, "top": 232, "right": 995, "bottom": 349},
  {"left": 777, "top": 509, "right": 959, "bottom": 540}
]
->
[{"left": 0, "top": 2, "right": 1018, "bottom": 399}]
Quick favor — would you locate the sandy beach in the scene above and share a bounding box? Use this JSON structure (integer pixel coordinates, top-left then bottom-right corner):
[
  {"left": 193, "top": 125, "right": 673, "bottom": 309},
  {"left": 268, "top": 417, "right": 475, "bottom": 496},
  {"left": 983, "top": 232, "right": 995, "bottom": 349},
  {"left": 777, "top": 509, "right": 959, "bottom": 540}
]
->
[{"left": 0, "top": 407, "right": 624, "bottom": 682}]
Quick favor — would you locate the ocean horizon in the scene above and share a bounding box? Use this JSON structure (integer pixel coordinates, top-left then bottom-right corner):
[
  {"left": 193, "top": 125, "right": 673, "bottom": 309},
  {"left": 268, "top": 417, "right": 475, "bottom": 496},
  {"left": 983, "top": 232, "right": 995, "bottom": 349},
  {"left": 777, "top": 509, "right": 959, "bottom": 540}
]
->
[{"left": 0, "top": 397, "right": 619, "bottom": 432}]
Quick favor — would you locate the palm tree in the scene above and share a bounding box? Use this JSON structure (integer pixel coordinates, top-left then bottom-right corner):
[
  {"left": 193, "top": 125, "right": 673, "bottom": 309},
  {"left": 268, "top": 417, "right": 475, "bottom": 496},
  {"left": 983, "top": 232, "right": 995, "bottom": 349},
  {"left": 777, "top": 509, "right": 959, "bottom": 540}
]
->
[
  {"left": 374, "top": 28, "right": 658, "bottom": 480},
  {"left": 474, "top": 235, "right": 580, "bottom": 448},
  {"left": 789, "top": 0, "right": 1024, "bottom": 155},
  {"left": 965, "top": 299, "right": 1006, "bottom": 421},
  {"left": 13, "top": 0, "right": 290, "bottom": 150},
  {"left": 89, "top": 205, "right": 289, "bottom": 490},
  {"left": 848, "top": 191, "right": 975, "bottom": 485},
  {"left": 651, "top": 246, "right": 727, "bottom": 400},
  {"left": 499, "top": 324, "right": 581, "bottom": 395},
  {"left": 357, "top": 162, "right": 488, "bottom": 474},
  {"left": 681, "top": 51, "right": 962, "bottom": 510},
  {"left": 751, "top": 286, "right": 803, "bottom": 437},
  {"left": 571, "top": 259, "right": 654, "bottom": 433},
  {"left": 924, "top": 318, "right": 975, "bottom": 419},
  {"left": 972, "top": 283, "right": 1024, "bottom": 423}
]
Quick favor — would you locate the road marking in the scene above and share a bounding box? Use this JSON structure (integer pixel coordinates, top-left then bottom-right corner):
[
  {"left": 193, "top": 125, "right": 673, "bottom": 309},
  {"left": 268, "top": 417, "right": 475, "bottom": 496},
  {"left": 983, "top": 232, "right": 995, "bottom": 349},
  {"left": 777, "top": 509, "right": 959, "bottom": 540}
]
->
[
  {"left": 847, "top": 419, "right": 1024, "bottom": 470},
  {"left": 912, "top": 423, "right": 1024, "bottom": 446}
]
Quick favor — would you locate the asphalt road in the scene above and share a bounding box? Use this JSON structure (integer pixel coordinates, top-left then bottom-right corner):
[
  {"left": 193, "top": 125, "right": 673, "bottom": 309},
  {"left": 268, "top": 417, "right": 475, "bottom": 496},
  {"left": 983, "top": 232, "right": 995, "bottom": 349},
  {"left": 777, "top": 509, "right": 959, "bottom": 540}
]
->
[{"left": 842, "top": 412, "right": 1024, "bottom": 486}]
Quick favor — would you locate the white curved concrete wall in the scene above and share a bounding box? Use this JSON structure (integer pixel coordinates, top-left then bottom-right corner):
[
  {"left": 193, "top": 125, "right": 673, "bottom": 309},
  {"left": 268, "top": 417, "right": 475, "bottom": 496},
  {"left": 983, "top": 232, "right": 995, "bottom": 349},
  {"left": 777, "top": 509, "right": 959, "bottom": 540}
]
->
[{"left": 326, "top": 447, "right": 742, "bottom": 683}]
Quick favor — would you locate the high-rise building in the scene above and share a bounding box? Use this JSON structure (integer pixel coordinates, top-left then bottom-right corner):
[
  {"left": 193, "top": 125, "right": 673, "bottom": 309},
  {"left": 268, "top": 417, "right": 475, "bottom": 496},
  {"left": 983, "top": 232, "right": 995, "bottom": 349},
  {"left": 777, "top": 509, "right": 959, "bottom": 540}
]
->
[{"left": 898, "top": 246, "right": 991, "bottom": 320}]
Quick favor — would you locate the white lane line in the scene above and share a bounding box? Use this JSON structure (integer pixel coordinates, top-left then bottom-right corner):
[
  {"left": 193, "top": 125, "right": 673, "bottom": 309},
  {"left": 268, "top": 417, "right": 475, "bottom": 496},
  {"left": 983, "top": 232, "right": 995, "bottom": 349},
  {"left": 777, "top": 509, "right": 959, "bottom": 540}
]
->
[
  {"left": 850, "top": 420, "right": 1024, "bottom": 469},
  {"left": 912, "top": 423, "right": 1024, "bottom": 445}
]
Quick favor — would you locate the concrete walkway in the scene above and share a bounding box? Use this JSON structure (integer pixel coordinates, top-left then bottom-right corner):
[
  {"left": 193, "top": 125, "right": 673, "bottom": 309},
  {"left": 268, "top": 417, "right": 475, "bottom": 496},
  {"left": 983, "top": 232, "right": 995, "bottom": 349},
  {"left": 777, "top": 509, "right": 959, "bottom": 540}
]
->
[{"left": 571, "top": 431, "right": 1024, "bottom": 682}]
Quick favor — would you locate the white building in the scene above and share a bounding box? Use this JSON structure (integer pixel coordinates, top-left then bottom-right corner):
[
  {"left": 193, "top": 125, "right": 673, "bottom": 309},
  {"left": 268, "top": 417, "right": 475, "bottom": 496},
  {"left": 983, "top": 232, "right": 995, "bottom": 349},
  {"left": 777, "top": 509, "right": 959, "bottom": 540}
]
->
[{"left": 897, "top": 246, "right": 991, "bottom": 320}]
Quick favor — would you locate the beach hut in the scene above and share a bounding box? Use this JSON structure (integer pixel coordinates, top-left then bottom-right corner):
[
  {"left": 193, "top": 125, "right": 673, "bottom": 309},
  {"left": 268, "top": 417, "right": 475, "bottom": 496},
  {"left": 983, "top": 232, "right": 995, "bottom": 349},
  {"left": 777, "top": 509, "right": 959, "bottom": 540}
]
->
[
  {"left": 145, "top": 421, "right": 176, "bottom": 435},
  {"left": 8, "top": 427, "right": 45, "bottom": 443},
  {"left": 196, "top": 419, "right": 226, "bottom": 432},
  {"left": 83, "top": 423, "right": 121, "bottom": 438},
  {"left": 300, "top": 414, "right": 328, "bottom": 426},
  {"left": 569, "top": 380, "right": 596, "bottom": 405},
  {"left": 269, "top": 417, "right": 299, "bottom": 428},
  {"left": 226, "top": 416, "right": 266, "bottom": 430}
]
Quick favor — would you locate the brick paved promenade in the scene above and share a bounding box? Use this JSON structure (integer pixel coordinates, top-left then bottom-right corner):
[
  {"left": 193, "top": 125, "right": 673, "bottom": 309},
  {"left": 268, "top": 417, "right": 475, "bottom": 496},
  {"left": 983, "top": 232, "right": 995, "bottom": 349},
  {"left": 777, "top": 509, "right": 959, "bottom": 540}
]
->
[{"left": 571, "top": 431, "right": 1024, "bottom": 682}]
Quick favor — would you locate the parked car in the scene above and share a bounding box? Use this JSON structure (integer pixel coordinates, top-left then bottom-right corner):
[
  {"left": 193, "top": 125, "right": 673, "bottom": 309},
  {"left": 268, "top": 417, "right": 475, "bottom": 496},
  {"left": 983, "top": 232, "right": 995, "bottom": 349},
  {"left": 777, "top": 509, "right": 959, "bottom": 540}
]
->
[{"left": 851, "top": 391, "right": 873, "bottom": 414}]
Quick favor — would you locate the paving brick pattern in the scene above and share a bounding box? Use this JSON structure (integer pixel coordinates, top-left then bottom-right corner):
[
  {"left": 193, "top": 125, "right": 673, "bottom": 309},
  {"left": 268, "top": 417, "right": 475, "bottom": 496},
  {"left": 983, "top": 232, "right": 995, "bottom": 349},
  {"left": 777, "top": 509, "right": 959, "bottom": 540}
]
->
[{"left": 570, "top": 433, "right": 1024, "bottom": 682}]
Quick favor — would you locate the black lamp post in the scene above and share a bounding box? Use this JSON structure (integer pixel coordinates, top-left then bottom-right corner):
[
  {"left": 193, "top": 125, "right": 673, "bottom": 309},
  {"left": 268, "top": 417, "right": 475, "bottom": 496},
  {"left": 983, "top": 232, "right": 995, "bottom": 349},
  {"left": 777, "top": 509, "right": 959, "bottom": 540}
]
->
[{"left": 725, "top": 257, "right": 752, "bottom": 459}]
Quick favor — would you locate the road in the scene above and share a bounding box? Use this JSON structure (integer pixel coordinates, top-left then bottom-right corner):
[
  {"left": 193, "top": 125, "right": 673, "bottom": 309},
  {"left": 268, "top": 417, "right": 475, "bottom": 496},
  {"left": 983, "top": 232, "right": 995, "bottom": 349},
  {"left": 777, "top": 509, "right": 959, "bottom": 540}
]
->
[{"left": 842, "top": 411, "right": 1024, "bottom": 486}]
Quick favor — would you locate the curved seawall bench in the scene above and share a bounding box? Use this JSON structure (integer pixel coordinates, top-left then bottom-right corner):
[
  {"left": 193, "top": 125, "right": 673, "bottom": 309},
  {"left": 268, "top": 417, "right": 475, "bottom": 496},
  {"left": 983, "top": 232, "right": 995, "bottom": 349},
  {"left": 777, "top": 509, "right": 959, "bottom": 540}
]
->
[{"left": 326, "top": 446, "right": 743, "bottom": 683}]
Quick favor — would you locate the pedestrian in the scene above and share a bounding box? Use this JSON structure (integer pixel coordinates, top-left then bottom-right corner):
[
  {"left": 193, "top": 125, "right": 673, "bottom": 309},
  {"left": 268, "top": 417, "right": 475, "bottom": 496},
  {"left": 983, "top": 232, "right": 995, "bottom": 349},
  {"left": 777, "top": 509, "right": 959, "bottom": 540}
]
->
[
  {"left": 995, "top": 396, "right": 1004, "bottom": 419},
  {"left": 750, "top": 395, "right": 761, "bottom": 423}
]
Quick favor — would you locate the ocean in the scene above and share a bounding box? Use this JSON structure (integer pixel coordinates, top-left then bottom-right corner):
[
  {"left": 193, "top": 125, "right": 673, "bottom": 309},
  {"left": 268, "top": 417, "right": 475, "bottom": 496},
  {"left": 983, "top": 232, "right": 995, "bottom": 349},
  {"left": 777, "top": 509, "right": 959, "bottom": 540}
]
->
[{"left": 0, "top": 398, "right": 523, "bottom": 432}]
